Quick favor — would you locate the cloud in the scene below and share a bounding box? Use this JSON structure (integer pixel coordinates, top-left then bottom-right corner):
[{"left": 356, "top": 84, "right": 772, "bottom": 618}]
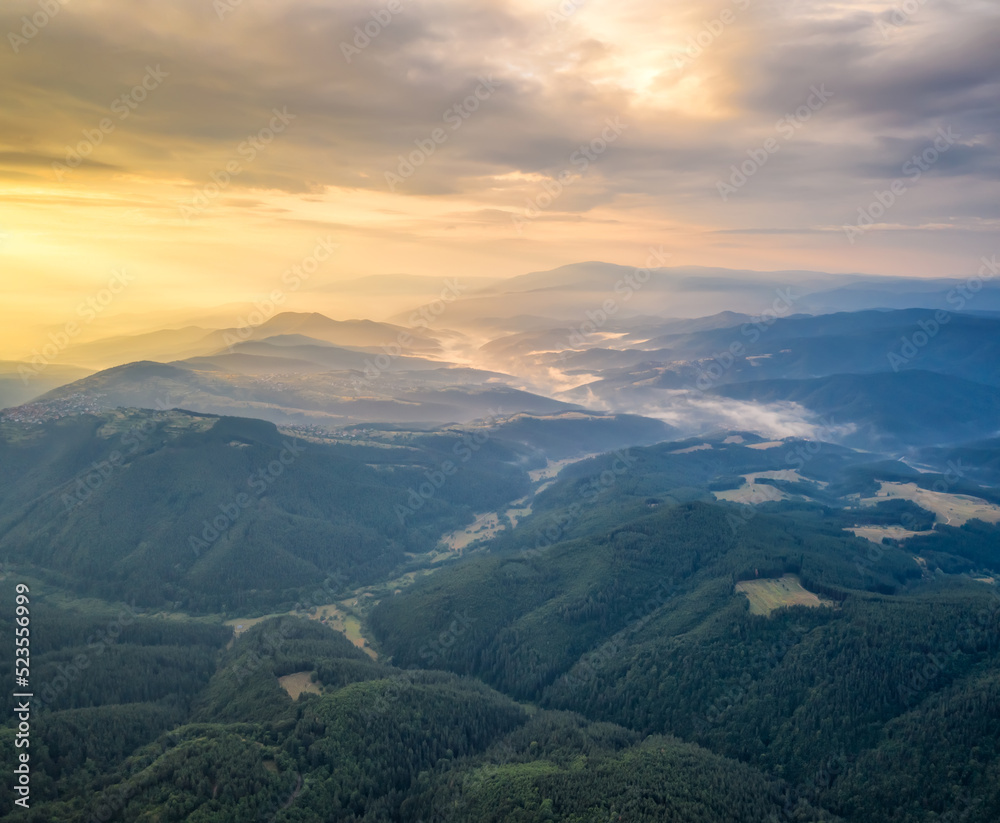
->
[
  {"left": 3, "top": 0, "right": 991, "bottom": 205},
  {"left": 1, "top": 0, "right": 998, "bottom": 354},
  {"left": 634, "top": 391, "right": 858, "bottom": 441}
]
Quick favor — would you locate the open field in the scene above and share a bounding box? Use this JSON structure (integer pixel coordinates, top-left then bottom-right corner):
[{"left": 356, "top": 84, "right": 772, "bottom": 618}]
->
[
  {"left": 295, "top": 603, "right": 379, "bottom": 659},
  {"left": 713, "top": 469, "right": 825, "bottom": 504},
  {"left": 528, "top": 453, "right": 601, "bottom": 482},
  {"left": 847, "top": 525, "right": 935, "bottom": 543},
  {"left": 735, "top": 574, "right": 837, "bottom": 616},
  {"left": 862, "top": 482, "right": 1000, "bottom": 527},
  {"left": 305, "top": 600, "right": 378, "bottom": 658},
  {"left": 505, "top": 503, "right": 533, "bottom": 528},
  {"left": 671, "top": 443, "right": 713, "bottom": 454},
  {"left": 341, "top": 613, "right": 377, "bottom": 658},
  {"left": 440, "top": 511, "right": 503, "bottom": 551},
  {"left": 746, "top": 470, "right": 812, "bottom": 483},
  {"left": 226, "top": 613, "right": 287, "bottom": 637},
  {"left": 715, "top": 483, "right": 788, "bottom": 504},
  {"left": 278, "top": 671, "right": 321, "bottom": 700},
  {"left": 225, "top": 598, "right": 380, "bottom": 659}
]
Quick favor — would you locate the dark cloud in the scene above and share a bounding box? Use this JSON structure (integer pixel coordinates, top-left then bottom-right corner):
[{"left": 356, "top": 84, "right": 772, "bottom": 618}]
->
[{"left": 0, "top": 0, "right": 996, "bottom": 235}]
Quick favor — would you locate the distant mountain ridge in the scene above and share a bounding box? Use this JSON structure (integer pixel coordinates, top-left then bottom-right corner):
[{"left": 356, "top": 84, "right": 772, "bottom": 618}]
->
[
  {"left": 712, "top": 371, "right": 1000, "bottom": 449},
  {"left": 26, "top": 358, "right": 576, "bottom": 427},
  {"left": 48, "top": 312, "right": 443, "bottom": 370}
]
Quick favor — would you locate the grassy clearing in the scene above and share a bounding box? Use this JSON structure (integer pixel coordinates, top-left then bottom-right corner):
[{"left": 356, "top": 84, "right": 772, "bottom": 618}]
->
[
  {"left": 342, "top": 614, "right": 377, "bottom": 658},
  {"left": 713, "top": 469, "right": 825, "bottom": 504},
  {"left": 863, "top": 482, "right": 1000, "bottom": 527},
  {"left": 528, "top": 453, "right": 601, "bottom": 482},
  {"left": 735, "top": 574, "right": 836, "bottom": 616},
  {"left": 505, "top": 504, "right": 533, "bottom": 528},
  {"left": 670, "top": 443, "right": 713, "bottom": 454},
  {"left": 846, "top": 525, "right": 935, "bottom": 544},
  {"left": 225, "top": 614, "right": 287, "bottom": 637},
  {"left": 278, "top": 671, "right": 321, "bottom": 700},
  {"left": 714, "top": 483, "right": 788, "bottom": 504},
  {"left": 440, "top": 512, "right": 503, "bottom": 551}
]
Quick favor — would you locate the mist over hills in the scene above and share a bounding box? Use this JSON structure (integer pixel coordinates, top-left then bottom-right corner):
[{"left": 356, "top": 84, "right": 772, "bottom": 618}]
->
[
  {"left": 712, "top": 371, "right": 1000, "bottom": 450},
  {"left": 0, "top": 362, "right": 93, "bottom": 409},
  {"left": 317, "top": 273, "right": 501, "bottom": 295},
  {"left": 7, "top": 0, "right": 1000, "bottom": 813},
  {"left": 4, "top": 261, "right": 1000, "bottom": 822},
  {"left": 5, "top": 406, "right": 999, "bottom": 821},
  {"left": 26, "top": 360, "right": 572, "bottom": 428},
  {"left": 45, "top": 313, "right": 443, "bottom": 371},
  {"left": 5, "top": 261, "right": 998, "bottom": 453},
  {"left": 387, "top": 262, "right": 1000, "bottom": 333}
]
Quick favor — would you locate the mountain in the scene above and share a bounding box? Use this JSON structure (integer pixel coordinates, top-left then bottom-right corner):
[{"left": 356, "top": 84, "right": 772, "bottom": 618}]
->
[
  {"left": 0, "top": 361, "right": 93, "bottom": 409},
  {"left": 501, "top": 309, "right": 1000, "bottom": 388},
  {"left": 367, "top": 436, "right": 1000, "bottom": 822},
  {"left": 491, "top": 310, "right": 1000, "bottom": 451},
  {"left": 316, "top": 273, "right": 501, "bottom": 294},
  {"left": 0, "top": 599, "right": 835, "bottom": 823},
  {"left": 23, "top": 358, "right": 576, "bottom": 427},
  {"left": 482, "top": 411, "right": 677, "bottom": 460},
  {"left": 237, "top": 312, "right": 442, "bottom": 351},
  {"left": 28, "top": 307, "right": 999, "bottom": 449},
  {"left": 44, "top": 326, "right": 223, "bottom": 370},
  {"left": 52, "top": 313, "right": 445, "bottom": 370},
  {"left": 407, "top": 262, "right": 858, "bottom": 328},
  {"left": 0, "top": 407, "right": 679, "bottom": 612},
  {"left": 8, "top": 287, "right": 1000, "bottom": 821},
  {"left": 3, "top": 413, "right": 1000, "bottom": 821},
  {"left": 216, "top": 340, "right": 442, "bottom": 372},
  {"left": 394, "top": 261, "right": 1000, "bottom": 330},
  {"left": 677, "top": 310, "right": 1000, "bottom": 386},
  {"left": 914, "top": 437, "right": 1000, "bottom": 486},
  {"left": 712, "top": 371, "right": 1000, "bottom": 449},
  {"left": 799, "top": 279, "right": 1000, "bottom": 314},
  {"left": 0, "top": 409, "right": 535, "bottom": 611},
  {"left": 476, "top": 262, "right": 857, "bottom": 297}
]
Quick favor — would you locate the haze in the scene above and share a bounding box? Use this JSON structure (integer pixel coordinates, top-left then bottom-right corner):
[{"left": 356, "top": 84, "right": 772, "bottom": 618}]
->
[{"left": 1, "top": 0, "right": 999, "bottom": 357}]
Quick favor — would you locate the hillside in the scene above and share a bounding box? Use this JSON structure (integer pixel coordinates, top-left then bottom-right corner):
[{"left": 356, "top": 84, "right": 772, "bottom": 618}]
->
[
  {"left": 2, "top": 420, "right": 1000, "bottom": 820},
  {"left": 0, "top": 600, "right": 836, "bottom": 823},
  {"left": 367, "top": 437, "right": 1000, "bottom": 821},
  {"left": 26, "top": 360, "right": 578, "bottom": 427},
  {"left": 0, "top": 362, "right": 93, "bottom": 409},
  {"left": 0, "top": 410, "right": 534, "bottom": 611},
  {"left": 712, "top": 371, "right": 1000, "bottom": 449}
]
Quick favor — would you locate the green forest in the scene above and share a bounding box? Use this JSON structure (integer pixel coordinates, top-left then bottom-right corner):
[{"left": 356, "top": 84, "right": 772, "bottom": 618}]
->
[{"left": 2, "top": 414, "right": 1000, "bottom": 821}]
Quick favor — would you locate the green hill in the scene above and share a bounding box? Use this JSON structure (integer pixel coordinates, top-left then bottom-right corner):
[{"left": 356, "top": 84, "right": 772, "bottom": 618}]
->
[
  {"left": 366, "top": 438, "right": 1000, "bottom": 821},
  {"left": 0, "top": 598, "right": 832, "bottom": 823},
  {"left": 0, "top": 409, "right": 532, "bottom": 612},
  {"left": 712, "top": 371, "right": 1000, "bottom": 449}
]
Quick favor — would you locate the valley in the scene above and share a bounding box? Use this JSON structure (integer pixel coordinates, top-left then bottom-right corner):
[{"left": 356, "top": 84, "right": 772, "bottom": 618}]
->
[
  {"left": 3, "top": 293, "right": 1000, "bottom": 823},
  {"left": 6, "top": 0, "right": 998, "bottom": 817}
]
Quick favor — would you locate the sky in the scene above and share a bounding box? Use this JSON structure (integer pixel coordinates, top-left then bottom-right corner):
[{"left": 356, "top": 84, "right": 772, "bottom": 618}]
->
[{"left": 1, "top": 0, "right": 998, "bottom": 356}]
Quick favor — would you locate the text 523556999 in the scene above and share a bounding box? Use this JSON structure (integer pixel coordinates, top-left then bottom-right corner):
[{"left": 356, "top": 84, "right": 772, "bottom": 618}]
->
[{"left": 13, "top": 583, "right": 31, "bottom": 809}]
